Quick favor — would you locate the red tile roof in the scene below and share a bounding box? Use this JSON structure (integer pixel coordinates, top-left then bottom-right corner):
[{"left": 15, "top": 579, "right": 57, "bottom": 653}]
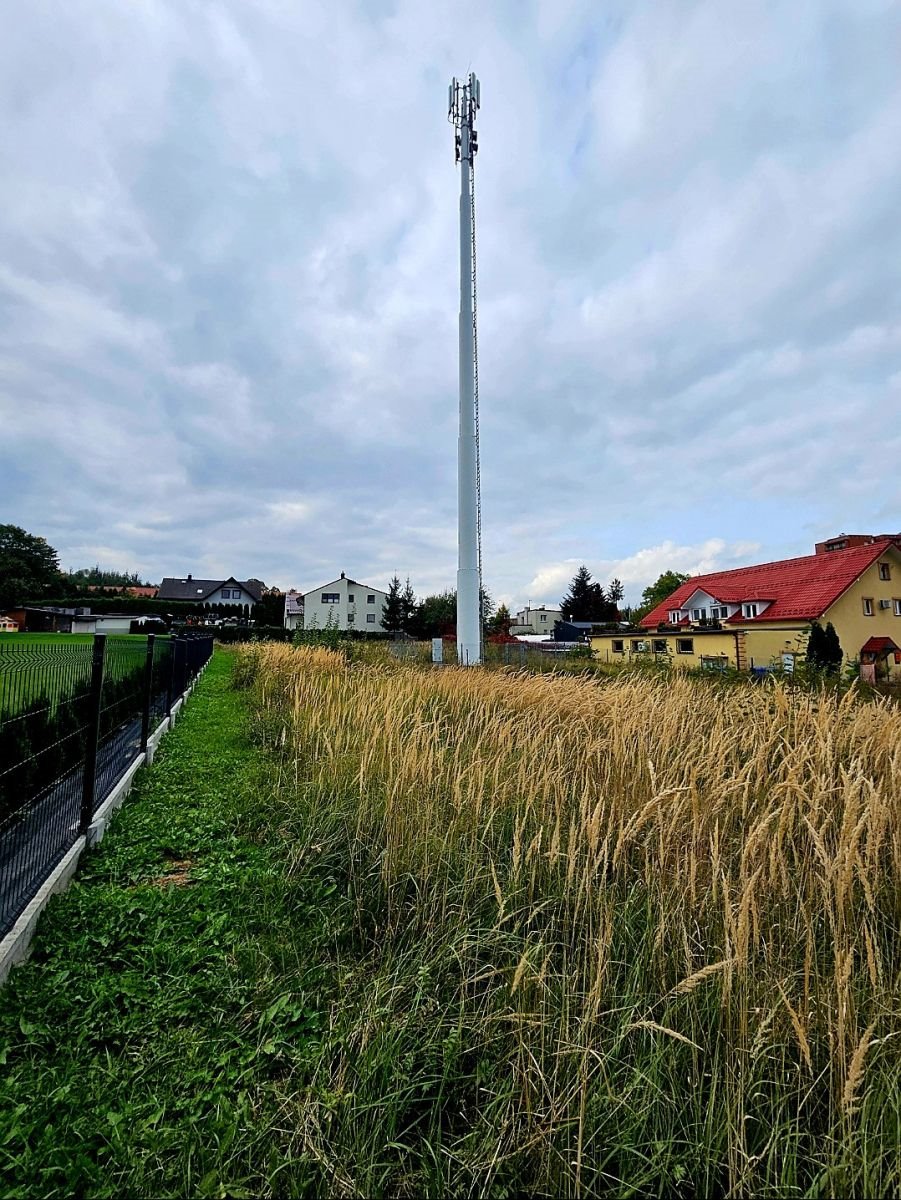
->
[
  {"left": 860, "top": 636, "right": 899, "bottom": 654},
  {"left": 640, "top": 538, "right": 900, "bottom": 628}
]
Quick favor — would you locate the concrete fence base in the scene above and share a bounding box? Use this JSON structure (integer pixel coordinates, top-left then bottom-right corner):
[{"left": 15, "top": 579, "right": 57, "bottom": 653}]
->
[{"left": 0, "top": 667, "right": 207, "bottom": 987}]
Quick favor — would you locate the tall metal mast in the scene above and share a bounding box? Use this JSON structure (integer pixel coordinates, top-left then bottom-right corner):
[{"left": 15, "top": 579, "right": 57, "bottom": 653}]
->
[{"left": 449, "top": 73, "right": 482, "bottom": 666}]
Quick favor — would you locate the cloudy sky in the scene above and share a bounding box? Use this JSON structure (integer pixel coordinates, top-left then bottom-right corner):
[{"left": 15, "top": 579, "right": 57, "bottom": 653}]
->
[{"left": 2, "top": 0, "right": 899, "bottom": 607}]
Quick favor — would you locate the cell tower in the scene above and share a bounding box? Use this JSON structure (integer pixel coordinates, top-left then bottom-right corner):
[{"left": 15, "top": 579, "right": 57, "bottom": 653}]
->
[{"left": 449, "top": 72, "right": 482, "bottom": 666}]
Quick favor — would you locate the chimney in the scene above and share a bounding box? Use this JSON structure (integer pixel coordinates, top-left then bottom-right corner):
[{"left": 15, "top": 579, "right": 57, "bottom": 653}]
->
[
  {"left": 341, "top": 571, "right": 345, "bottom": 579},
  {"left": 187, "top": 573, "right": 192, "bottom": 581}
]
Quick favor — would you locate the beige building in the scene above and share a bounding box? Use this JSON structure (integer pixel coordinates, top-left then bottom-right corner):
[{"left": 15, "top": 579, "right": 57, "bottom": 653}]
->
[
  {"left": 301, "top": 573, "right": 388, "bottom": 632},
  {"left": 511, "top": 605, "right": 562, "bottom": 635},
  {"left": 591, "top": 535, "right": 901, "bottom": 681}
]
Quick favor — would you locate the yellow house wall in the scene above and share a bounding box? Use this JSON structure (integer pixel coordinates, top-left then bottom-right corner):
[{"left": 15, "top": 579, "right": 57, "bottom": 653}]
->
[
  {"left": 819, "top": 546, "right": 901, "bottom": 680},
  {"left": 592, "top": 545, "right": 901, "bottom": 679},
  {"left": 591, "top": 631, "right": 739, "bottom": 669}
]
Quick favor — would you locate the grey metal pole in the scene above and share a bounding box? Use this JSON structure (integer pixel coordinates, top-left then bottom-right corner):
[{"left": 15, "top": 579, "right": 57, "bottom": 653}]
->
[{"left": 454, "top": 76, "right": 481, "bottom": 666}]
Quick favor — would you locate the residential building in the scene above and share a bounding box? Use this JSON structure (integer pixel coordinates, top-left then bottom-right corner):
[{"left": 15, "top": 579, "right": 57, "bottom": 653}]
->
[
  {"left": 283, "top": 590, "right": 304, "bottom": 631},
  {"left": 157, "top": 575, "right": 264, "bottom": 608},
  {"left": 511, "top": 605, "right": 562, "bottom": 635},
  {"left": 302, "top": 572, "right": 388, "bottom": 632},
  {"left": 0, "top": 616, "right": 19, "bottom": 632},
  {"left": 590, "top": 535, "right": 901, "bottom": 680}
]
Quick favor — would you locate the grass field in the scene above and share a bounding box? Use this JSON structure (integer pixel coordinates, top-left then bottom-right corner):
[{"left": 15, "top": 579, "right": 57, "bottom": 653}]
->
[
  {"left": 0, "top": 633, "right": 162, "bottom": 717},
  {"left": 2, "top": 646, "right": 898, "bottom": 1197},
  {"left": 238, "top": 643, "right": 901, "bottom": 1197}
]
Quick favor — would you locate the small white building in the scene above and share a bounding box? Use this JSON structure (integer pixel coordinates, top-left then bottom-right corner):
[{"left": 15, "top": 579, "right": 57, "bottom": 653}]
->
[
  {"left": 511, "top": 605, "right": 562, "bottom": 635},
  {"left": 302, "top": 573, "right": 388, "bottom": 632},
  {"left": 69, "top": 613, "right": 154, "bottom": 634},
  {"left": 283, "top": 590, "right": 304, "bottom": 631}
]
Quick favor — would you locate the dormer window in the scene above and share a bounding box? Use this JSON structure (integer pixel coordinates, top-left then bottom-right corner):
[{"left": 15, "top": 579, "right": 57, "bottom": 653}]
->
[
  {"left": 743, "top": 603, "right": 758, "bottom": 618},
  {"left": 692, "top": 608, "right": 706, "bottom": 621},
  {"left": 711, "top": 606, "right": 728, "bottom": 620},
  {"left": 669, "top": 610, "right": 682, "bottom": 623}
]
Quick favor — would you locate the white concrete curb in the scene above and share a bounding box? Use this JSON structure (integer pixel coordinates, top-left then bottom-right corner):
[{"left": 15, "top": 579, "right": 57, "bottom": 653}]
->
[{"left": 0, "top": 659, "right": 211, "bottom": 986}]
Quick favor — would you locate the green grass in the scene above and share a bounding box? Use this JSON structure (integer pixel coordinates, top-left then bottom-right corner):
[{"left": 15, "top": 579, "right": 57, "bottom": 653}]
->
[
  {"left": 3, "top": 649, "right": 896, "bottom": 1198},
  {"left": 0, "top": 652, "right": 337, "bottom": 1198},
  {"left": 0, "top": 634, "right": 160, "bottom": 717}
]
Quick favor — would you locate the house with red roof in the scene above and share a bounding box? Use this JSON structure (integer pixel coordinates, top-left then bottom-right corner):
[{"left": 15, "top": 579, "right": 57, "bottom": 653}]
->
[{"left": 590, "top": 535, "right": 901, "bottom": 680}]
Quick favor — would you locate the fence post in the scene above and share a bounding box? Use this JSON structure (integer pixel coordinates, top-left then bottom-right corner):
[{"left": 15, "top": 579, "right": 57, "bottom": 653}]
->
[
  {"left": 166, "top": 637, "right": 178, "bottom": 717},
  {"left": 80, "top": 634, "right": 107, "bottom": 834},
  {"left": 140, "top": 634, "right": 155, "bottom": 752}
]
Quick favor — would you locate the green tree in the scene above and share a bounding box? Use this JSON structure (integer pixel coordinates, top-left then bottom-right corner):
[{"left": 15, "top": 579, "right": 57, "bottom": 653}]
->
[
  {"left": 560, "top": 567, "right": 618, "bottom": 622},
  {"left": 400, "top": 578, "right": 417, "bottom": 634},
  {"left": 383, "top": 575, "right": 404, "bottom": 634},
  {"left": 807, "top": 620, "right": 843, "bottom": 676},
  {"left": 823, "top": 622, "right": 843, "bottom": 675},
  {"left": 631, "top": 570, "right": 691, "bottom": 624},
  {"left": 0, "top": 525, "right": 62, "bottom": 609},
  {"left": 480, "top": 585, "right": 495, "bottom": 627},
  {"left": 488, "top": 603, "right": 512, "bottom": 636},
  {"left": 560, "top": 566, "right": 595, "bottom": 622},
  {"left": 253, "top": 591, "right": 285, "bottom": 627},
  {"left": 412, "top": 591, "right": 457, "bottom": 639}
]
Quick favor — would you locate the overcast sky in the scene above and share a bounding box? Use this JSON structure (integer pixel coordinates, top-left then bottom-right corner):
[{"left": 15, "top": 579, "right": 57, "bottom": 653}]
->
[{"left": 2, "top": 0, "right": 899, "bottom": 607}]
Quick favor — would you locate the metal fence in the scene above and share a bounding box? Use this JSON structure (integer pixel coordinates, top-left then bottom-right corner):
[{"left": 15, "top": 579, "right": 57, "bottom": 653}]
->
[{"left": 0, "top": 634, "right": 213, "bottom": 938}]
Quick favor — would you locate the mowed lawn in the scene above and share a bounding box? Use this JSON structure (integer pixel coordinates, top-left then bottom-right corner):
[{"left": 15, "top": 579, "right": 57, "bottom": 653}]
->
[{"left": 0, "top": 634, "right": 161, "bottom": 716}]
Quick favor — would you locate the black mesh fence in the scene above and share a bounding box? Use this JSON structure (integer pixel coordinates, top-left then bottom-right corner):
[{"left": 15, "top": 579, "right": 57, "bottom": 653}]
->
[{"left": 0, "top": 634, "right": 213, "bottom": 937}]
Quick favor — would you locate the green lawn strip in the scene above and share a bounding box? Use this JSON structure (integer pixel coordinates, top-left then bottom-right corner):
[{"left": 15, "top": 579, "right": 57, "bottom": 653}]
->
[{"left": 0, "top": 651, "right": 333, "bottom": 1199}]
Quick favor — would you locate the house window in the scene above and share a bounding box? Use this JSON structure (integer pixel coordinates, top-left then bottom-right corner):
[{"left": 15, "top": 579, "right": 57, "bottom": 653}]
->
[
  {"left": 347, "top": 613, "right": 355, "bottom": 623},
  {"left": 862, "top": 597, "right": 874, "bottom": 616},
  {"left": 692, "top": 608, "right": 706, "bottom": 621},
  {"left": 669, "top": 610, "right": 682, "bottom": 624},
  {"left": 366, "top": 614, "right": 376, "bottom": 624},
  {"left": 612, "top": 639, "right": 624, "bottom": 653},
  {"left": 676, "top": 638, "right": 694, "bottom": 654},
  {"left": 893, "top": 599, "right": 901, "bottom": 616},
  {"left": 652, "top": 639, "right": 668, "bottom": 653},
  {"left": 711, "top": 606, "right": 728, "bottom": 620},
  {"left": 348, "top": 593, "right": 354, "bottom": 602},
  {"left": 631, "top": 639, "right": 648, "bottom": 653},
  {"left": 878, "top": 563, "right": 891, "bottom": 581},
  {"left": 321, "top": 592, "right": 340, "bottom": 604},
  {"left": 540, "top": 614, "right": 547, "bottom": 622},
  {"left": 742, "top": 603, "right": 758, "bottom": 618},
  {"left": 367, "top": 595, "right": 375, "bottom": 603}
]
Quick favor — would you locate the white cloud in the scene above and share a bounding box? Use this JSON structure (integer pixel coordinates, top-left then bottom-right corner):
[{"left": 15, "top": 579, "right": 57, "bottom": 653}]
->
[{"left": 1, "top": 0, "right": 900, "bottom": 601}]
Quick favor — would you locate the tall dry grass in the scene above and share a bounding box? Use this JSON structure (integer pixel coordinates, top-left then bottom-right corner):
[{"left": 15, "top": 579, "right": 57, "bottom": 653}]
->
[{"left": 239, "top": 643, "right": 901, "bottom": 1197}]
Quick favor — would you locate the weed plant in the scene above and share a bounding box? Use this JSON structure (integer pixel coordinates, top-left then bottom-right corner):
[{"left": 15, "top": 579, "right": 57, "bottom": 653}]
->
[{"left": 238, "top": 642, "right": 901, "bottom": 1197}]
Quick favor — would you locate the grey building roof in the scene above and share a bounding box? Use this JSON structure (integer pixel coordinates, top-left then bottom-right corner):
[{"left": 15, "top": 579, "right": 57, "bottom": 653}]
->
[
  {"left": 284, "top": 591, "right": 304, "bottom": 616},
  {"left": 158, "top": 575, "right": 264, "bottom": 602}
]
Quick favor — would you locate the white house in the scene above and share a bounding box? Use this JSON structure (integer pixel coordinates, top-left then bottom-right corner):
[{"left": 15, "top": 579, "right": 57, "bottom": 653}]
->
[
  {"left": 302, "top": 573, "right": 388, "bottom": 632},
  {"left": 511, "top": 605, "right": 562, "bottom": 635},
  {"left": 283, "top": 590, "right": 304, "bottom": 631}
]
